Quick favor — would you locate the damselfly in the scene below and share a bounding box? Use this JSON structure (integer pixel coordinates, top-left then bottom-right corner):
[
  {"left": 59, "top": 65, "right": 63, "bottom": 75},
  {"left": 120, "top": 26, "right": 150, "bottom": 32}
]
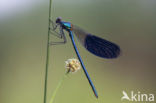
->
[{"left": 49, "top": 17, "right": 120, "bottom": 98}]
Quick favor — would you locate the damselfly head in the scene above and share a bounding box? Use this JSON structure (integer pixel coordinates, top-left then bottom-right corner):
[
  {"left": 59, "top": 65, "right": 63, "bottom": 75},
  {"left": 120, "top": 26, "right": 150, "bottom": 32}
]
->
[{"left": 56, "top": 17, "right": 62, "bottom": 24}]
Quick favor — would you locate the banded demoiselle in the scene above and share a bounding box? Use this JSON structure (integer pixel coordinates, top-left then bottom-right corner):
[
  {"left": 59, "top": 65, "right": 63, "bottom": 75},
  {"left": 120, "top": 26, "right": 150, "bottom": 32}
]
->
[{"left": 50, "top": 17, "right": 120, "bottom": 98}]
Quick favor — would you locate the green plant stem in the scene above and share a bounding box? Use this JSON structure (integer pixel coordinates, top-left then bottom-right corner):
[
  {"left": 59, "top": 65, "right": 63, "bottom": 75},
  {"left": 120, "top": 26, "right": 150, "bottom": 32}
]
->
[
  {"left": 49, "top": 73, "right": 67, "bottom": 103},
  {"left": 43, "top": 0, "right": 52, "bottom": 103}
]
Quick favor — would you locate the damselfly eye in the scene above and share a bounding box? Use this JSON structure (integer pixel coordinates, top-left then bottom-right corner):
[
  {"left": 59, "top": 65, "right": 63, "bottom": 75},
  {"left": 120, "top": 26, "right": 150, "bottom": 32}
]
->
[{"left": 56, "top": 17, "right": 62, "bottom": 23}]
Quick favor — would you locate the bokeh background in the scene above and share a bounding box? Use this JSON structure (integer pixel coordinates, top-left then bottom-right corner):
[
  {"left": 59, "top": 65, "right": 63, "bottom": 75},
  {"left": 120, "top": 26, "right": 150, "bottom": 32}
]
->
[{"left": 0, "top": 0, "right": 156, "bottom": 103}]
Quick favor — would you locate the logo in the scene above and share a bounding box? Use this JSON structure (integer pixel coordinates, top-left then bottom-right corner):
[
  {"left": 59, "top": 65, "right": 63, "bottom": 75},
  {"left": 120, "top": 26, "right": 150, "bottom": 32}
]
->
[{"left": 121, "top": 91, "right": 155, "bottom": 102}]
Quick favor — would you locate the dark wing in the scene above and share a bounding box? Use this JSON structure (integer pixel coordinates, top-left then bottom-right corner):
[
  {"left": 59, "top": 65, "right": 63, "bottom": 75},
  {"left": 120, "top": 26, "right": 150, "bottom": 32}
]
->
[
  {"left": 84, "top": 34, "right": 120, "bottom": 58},
  {"left": 72, "top": 25, "right": 120, "bottom": 59}
]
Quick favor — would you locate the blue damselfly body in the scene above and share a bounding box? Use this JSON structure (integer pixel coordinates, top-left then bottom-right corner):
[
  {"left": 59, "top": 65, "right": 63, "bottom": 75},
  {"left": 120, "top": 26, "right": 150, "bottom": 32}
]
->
[{"left": 50, "top": 17, "right": 120, "bottom": 98}]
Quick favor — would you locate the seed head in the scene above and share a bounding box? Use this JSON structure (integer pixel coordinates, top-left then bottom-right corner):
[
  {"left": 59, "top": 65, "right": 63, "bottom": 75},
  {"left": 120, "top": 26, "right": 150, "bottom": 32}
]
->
[{"left": 65, "top": 58, "right": 81, "bottom": 73}]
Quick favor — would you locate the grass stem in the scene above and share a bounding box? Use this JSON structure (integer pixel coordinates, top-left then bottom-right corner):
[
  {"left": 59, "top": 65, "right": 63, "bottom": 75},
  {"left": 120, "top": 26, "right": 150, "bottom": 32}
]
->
[
  {"left": 43, "top": 0, "right": 52, "bottom": 103},
  {"left": 49, "top": 73, "right": 67, "bottom": 103}
]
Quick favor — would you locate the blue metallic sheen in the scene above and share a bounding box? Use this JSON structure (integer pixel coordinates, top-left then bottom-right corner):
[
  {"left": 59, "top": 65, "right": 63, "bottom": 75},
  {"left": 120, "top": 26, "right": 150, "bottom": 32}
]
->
[{"left": 69, "top": 30, "right": 98, "bottom": 98}]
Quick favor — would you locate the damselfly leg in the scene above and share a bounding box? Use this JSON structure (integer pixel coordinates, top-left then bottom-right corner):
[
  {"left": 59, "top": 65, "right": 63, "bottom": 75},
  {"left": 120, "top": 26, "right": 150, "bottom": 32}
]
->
[{"left": 49, "top": 19, "right": 67, "bottom": 45}]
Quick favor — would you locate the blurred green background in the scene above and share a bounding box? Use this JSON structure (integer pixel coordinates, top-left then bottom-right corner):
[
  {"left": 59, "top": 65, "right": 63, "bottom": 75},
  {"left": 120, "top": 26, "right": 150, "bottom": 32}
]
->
[{"left": 0, "top": 0, "right": 156, "bottom": 103}]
